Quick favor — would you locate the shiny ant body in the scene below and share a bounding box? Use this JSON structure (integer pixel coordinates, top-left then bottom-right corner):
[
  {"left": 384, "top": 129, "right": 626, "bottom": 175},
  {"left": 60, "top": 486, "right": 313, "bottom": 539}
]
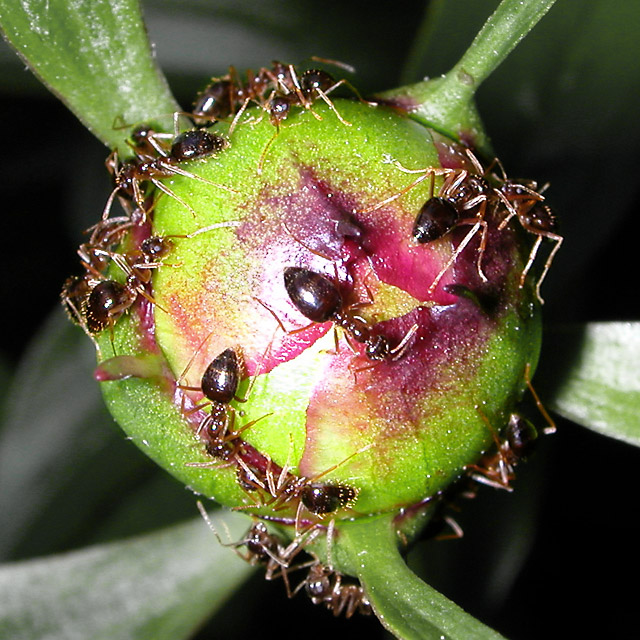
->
[
  {"left": 410, "top": 163, "right": 493, "bottom": 293},
  {"left": 191, "top": 60, "right": 354, "bottom": 130},
  {"left": 466, "top": 363, "right": 555, "bottom": 492},
  {"left": 283, "top": 266, "right": 417, "bottom": 361},
  {"left": 234, "top": 442, "right": 367, "bottom": 531},
  {"left": 83, "top": 279, "right": 138, "bottom": 334},
  {"left": 373, "top": 149, "right": 562, "bottom": 300},
  {"left": 497, "top": 180, "right": 562, "bottom": 302},
  {"left": 295, "top": 562, "right": 372, "bottom": 618},
  {"left": 103, "top": 127, "right": 231, "bottom": 220},
  {"left": 178, "top": 347, "right": 247, "bottom": 459}
]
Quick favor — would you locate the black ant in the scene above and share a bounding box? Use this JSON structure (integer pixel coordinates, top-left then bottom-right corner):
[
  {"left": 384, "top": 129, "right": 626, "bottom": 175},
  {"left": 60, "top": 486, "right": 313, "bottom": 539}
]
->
[
  {"left": 257, "top": 61, "right": 360, "bottom": 172},
  {"left": 196, "top": 501, "right": 319, "bottom": 597},
  {"left": 466, "top": 363, "right": 555, "bottom": 491},
  {"left": 465, "top": 411, "right": 539, "bottom": 492},
  {"left": 375, "top": 147, "right": 557, "bottom": 300},
  {"left": 60, "top": 273, "right": 96, "bottom": 328},
  {"left": 83, "top": 279, "right": 138, "bottom": 334},
  {"left": 282, "top": 266, "right": 418, "bottom": 361},
  {"left": 497, "top": 181, "right": 562, "bottom": 303},
  {"left": 235, "top": 441, "right": 369, "bottom": 533},
  {"left": 404, "top": 155, "right": 494, "bottom": 292},
  {"left": 191, "top": 78, "right": 238, "bottom": 126},
  {"left": 102, "top": 127, "right": 234, "bottom": 221},
  {"left": 60, "top": 274, "right": 138, "bottom": 358},
  {"left": 294, "top": 562, "right": 372, "bottom": 618},
  {"left": 176, "top": 347, "right": 248, "bottom": 459}
]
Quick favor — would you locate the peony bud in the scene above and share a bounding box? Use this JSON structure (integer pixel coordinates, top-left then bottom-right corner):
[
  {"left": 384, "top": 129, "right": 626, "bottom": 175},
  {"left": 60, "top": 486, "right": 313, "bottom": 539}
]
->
[{"left": 65, "top": 74, "right": 554, "bottom": 594}]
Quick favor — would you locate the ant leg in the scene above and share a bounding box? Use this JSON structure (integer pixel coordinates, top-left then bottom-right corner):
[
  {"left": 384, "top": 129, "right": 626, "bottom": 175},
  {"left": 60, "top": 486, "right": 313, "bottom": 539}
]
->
[
  {"left": 358, "top": 167, "right": 450, "bottom": 214},
  {"left": 257, "top": 126, "right": 280, "bottom": 175},
  {"left": 315, "top": 85, "right": 352, "bottom": 126},
  {"left": 156, "top": 162, "right": 239, "bottom": 195},
  {"left": 526, "top": 232, "right": 563, "bottom": 304},
  {"left": 150, "top": 179, "right": 198, "bottom": 219},
  {"left": 524, "top": 363, "right": 556, "bottom": 434},
  {"left": 389, "top": 323, "right": 419, "bottom": 360},
  {"left": 101, "top": 185, "right": 122, "bottom": 222},
  {"left": 184, "top": 220, "right": 242, "bottom": 238},
  {"left": 434, "top": 515, "right": 464, "bottom": 541},
  {"left": 196, "top": 500, "right": 234, "bottom": 547},
  {"left": 254, "top": 296, "right": 318, "bottom": 337},
  {"left": 228, "top": 96, "right": 252, "bottom": 136},
  {"left": 519, "top": 235, "right": 542, "bottom": 292},
  {"left": 427, "top": 220, "right": 484, "bottom": 294}
]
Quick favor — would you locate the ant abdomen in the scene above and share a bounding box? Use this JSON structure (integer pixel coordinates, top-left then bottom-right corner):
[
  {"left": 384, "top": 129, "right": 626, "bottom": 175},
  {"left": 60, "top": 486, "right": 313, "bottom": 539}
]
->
[
  {"left": 521, "top": 202, "right": 557, "bottom": 234},
  {"left": 85, "top": 280, "right": 136, "bottom": 333},
  {"left": 412, "top": 196, "right": 460, "bottom": 243},
  {"left": 300, "top": 69, "right": 335, "bottom": 96},
  {"left": 169, "top": 130, "right": 227, "bottom": 161},
  {"left": 200, "top": 348, "right": 241, "bottom": 405},
  {"left": 192, "top": 79, "right": 236, "bottom": 125},
  {"left": 283, "top": 266, "right": 342, "bottom": 323},
  {"left": 506, "top": 412, "right": 538, "bottom": 458},
  {"left": 300, "top": 482, "right": 357, "bottom": 515}
]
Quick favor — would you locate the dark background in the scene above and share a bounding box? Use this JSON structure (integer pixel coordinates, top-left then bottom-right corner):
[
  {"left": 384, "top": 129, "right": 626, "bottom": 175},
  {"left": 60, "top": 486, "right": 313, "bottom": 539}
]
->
[{"left": 1, "top": 1, "right": 638, "bottom": 639}]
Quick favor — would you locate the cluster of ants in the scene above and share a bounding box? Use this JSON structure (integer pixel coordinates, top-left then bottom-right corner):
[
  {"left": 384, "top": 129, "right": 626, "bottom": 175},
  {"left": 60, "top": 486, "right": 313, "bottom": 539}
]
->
[{"left": 60, "top": 58, "right": 561, "bottom": 618}]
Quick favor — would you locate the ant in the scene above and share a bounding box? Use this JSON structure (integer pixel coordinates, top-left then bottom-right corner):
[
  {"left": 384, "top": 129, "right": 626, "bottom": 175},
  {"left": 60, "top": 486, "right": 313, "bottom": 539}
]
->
[
  {"left": 192, "top": 59, "right": 356, "bottom": 131},
  {"left": 294, "top": 562, "right": 372, "bottom": 618},
  {"left": 497, "top": 180, "right": 562, "bottom": 303},
  {"left": 282, "top": 266, "right": 418, "bottom": 361},
  {"left": 191, "top": 77, "right": 239, "bottom": 126},
  {"left": 370, "top": 149, "right": 559, "bottom": 299},
  {"left": 401, "top": 151, "right": 496, "bottom": 291},
  {"left": 257, "top": 60, "right": 360, "bottom": 172},
  {"left": 60, "top": 273, "right": 97, "bottom": 329},
  {"left": 196, "top": 501, "right": 319, "bottom": 597},
  {"left": 465, "top": 411, "right": 539, "bottom": 492},
  {"left": 235, "top": 441, "right": 370, "bottom": 534},
  {"left": 61, "top": 265, "right": 143, "bottom": 339},
  {"left": 265, "top": 64, "right": 354, "bottom": 127},
  {"left": 83, "top": 279, "right": 138, "bottom": 335},
  {"left": 176, "top": 347, "right": 248, "bottom": 459},
  {"left": 466, "top": 363, "right": 556, "bottom": 491},
  {"left": 102, "top": 126, "right": 234, "bottom": 221}
]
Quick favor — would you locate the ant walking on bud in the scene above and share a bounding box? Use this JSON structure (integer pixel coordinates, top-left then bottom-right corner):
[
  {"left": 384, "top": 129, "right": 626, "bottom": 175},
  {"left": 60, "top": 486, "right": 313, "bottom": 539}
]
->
[
  {"left": 196, "top": 501, "right": 320, "bottom": 597},
  {"left": 102, "top": 125, "right": 235, "bottom": 221}
]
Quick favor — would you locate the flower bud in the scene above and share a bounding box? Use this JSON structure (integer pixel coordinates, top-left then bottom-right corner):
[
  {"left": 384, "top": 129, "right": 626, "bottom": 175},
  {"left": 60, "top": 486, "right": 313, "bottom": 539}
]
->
[{"left": 69, "top": 90, "right": 548, "bottom": 551}]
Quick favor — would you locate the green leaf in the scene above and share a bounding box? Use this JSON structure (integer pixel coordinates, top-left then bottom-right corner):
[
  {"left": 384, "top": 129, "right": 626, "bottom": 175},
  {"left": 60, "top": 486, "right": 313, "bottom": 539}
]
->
[
  {"left": 0, "top": 0, "right": 179, "bottom": 154},
  {"left": 540, "top": 323, "right": 640, "bottom": 447},
  {"left": 339, "top": 514, "right": 505, "bottom": 640},
  {"left": 0, "top": 513, "right": 253, "bottom": 640},
  {"left": 0, "top": 310, "right": 197, "bottom": 561}
]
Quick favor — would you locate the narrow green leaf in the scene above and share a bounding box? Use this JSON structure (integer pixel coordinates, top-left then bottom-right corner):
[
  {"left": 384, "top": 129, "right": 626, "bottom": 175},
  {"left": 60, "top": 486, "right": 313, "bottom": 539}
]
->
[
  {"left": 540, "top": 323, "right": 640, "bottom": 447},
  {"left": 0, "top": 0, "right": 179, "bottom": 154},
  {"left": 339, "top": 514, "right": 505, "bottom": 640},
  {"left": 0, "top": 309, "right": 197, "bottom": 561},
  {"left": 379, "top": 0, "right": 556, "bottom": 152},
  {"left": 0, "top": 513, "right": 253, "bottom": 640}
]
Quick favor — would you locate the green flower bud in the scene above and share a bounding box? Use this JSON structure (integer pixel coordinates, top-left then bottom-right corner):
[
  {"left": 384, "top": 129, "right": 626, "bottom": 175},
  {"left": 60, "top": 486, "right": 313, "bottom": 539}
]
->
[{"left": 69, "top": 89, "right": 550, "bottom": 571}]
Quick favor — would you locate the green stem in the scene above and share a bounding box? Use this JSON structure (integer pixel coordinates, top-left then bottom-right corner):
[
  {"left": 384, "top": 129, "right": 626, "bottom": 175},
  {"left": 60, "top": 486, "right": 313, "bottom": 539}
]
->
[
  {"left": 0, "top": 0, "right": 179, "bottom": 155},
  {"left": 339, "top": 514, "right": 506, "bottom": 640},
  {"left": 449, "top": 0, "right": 557, "bottom": 94},
  {"left": 379, "top": 0, "right": 557, "bottom": 153}
]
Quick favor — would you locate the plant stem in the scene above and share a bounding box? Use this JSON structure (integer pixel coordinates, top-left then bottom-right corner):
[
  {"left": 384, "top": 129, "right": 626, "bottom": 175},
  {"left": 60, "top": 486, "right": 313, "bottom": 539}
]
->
[
  {"left": 380, "top": 0, "right": 557, "bottom": 152},
  {"left": 339, "top": 514, "right": 506, "bottom": 640}
]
